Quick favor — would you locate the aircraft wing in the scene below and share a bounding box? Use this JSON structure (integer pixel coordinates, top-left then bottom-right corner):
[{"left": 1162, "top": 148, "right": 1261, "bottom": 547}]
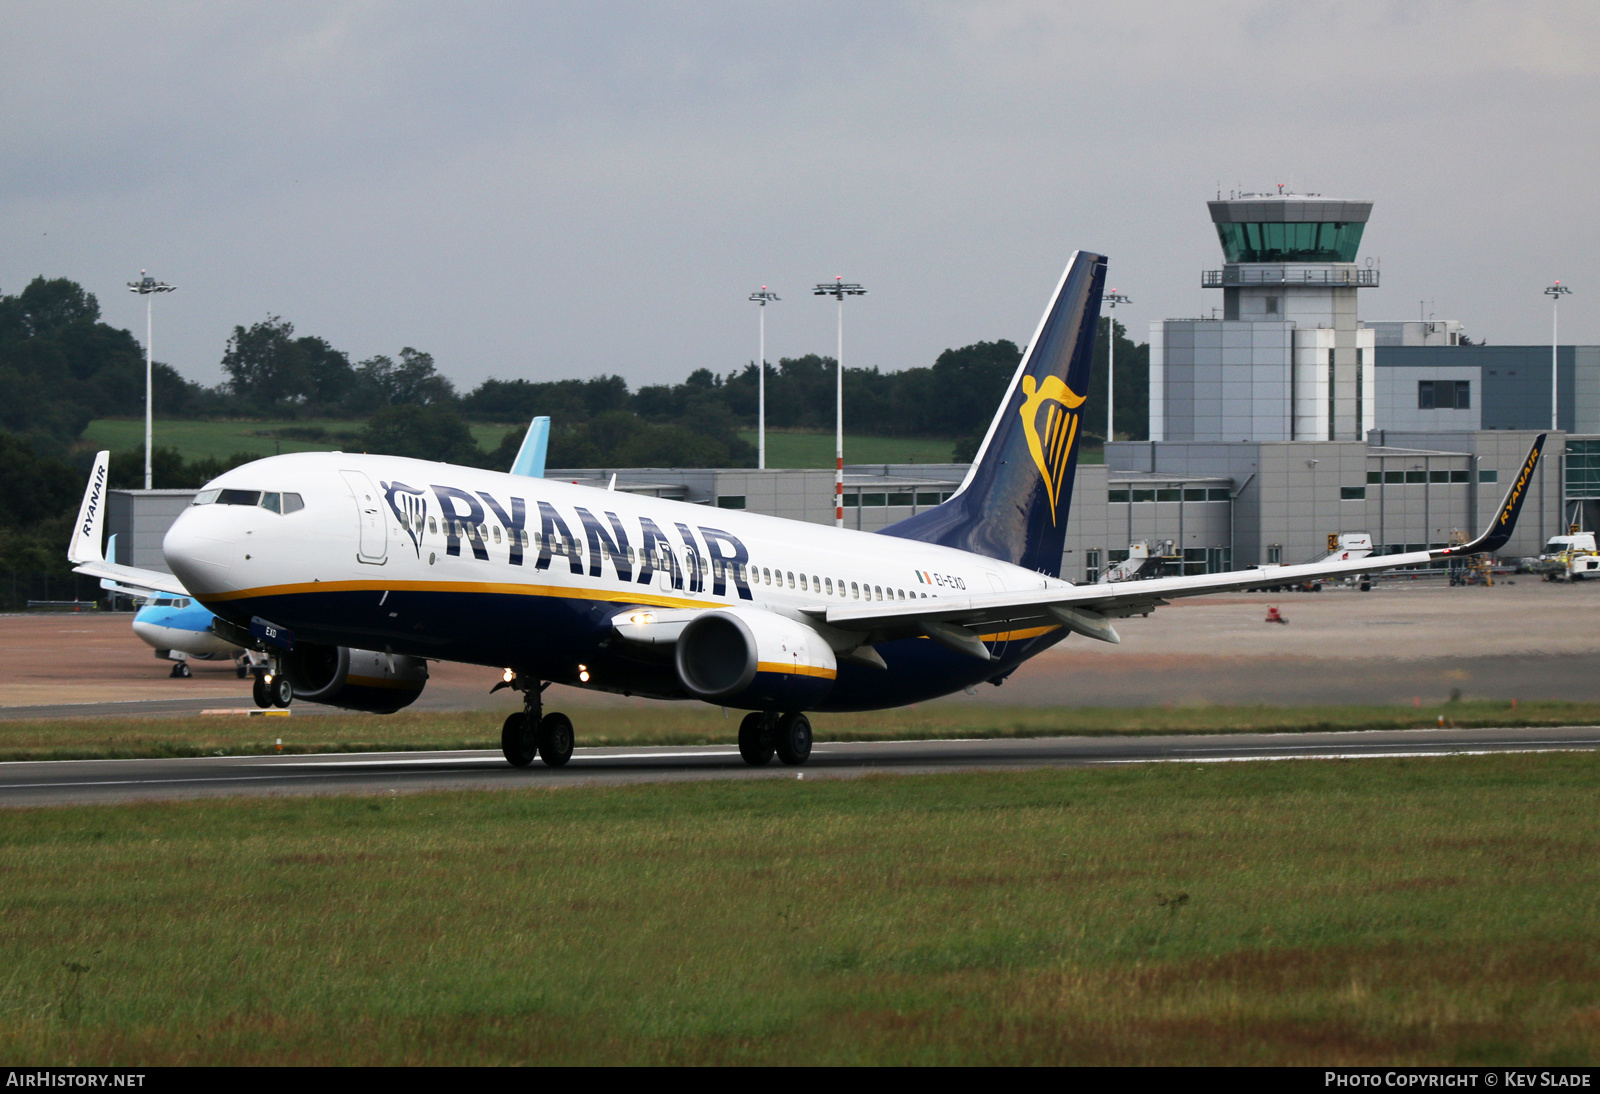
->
[
  {"left": 804, "top": 434, "right": 1547, "bottom": 661},
  {"left": 74, "top": 559, "right": 189, "bottom": 598},
  {"left": 66, "top": 449, "right": 190, "bottom": 598}
]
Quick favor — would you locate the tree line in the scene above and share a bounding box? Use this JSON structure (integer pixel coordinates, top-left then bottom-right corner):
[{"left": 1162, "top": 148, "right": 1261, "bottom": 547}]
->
[{"left": 0, "top": 273, "right": 1149, "bottom": 599}]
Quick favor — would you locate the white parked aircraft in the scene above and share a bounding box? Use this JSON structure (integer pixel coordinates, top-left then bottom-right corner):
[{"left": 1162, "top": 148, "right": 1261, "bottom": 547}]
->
[{"left": 70, "top": 250, "right": 1544, "bottom": 769}]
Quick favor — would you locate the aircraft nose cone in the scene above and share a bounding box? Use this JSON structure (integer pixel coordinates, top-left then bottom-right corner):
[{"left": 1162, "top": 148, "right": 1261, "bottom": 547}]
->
[{"left": 163, "top": 507, "right": 235, "bottom": 596}]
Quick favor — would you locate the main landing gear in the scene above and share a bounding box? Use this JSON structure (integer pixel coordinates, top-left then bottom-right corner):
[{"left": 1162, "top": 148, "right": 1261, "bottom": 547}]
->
[
  {"left": 500, "top": 680, "right": 574, "bottom": 768},
  {"left": 169, "top": 661, "right": 191, "bottom": 679},
  {"left": 738, "top": 712, "right": 812, "bottom": 767},
  {"left": 251, "top": 665, "right": 293, "bottom": 709}
]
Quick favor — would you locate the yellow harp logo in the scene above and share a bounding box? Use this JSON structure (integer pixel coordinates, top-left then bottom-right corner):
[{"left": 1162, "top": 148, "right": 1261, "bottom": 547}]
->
[{"left": 1019, "top": 373, "right": 1087, "bottom": 525}]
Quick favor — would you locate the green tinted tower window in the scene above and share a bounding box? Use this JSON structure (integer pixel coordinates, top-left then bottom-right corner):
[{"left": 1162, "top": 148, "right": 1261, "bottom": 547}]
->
[{"left": 1214, "top": 220, "right": 1367, "bottom": 263}]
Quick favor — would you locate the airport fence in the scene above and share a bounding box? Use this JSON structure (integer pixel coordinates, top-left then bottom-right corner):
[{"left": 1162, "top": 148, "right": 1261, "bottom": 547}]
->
[{"left": 0, "top": 571, "right": 108, "bottom": 613}]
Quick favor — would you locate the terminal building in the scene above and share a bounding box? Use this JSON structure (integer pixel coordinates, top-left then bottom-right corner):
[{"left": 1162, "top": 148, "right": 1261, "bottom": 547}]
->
[{"left": 106, "top": 189, "right": 1599, "bottom": 587}]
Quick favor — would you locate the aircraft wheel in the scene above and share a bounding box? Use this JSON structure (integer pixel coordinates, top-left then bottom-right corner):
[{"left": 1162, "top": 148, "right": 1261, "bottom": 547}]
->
[
  {"left": 501, "top": 712, "right": 536, "bottom": 768},
  {"left": 538, "top": 713, "right": 575, "bottom": 767},
  {"left": 774, "top": 713, "right": 812, "bottom": 766},
  {"left": 271, "top": 675, "right": 294, "bottom": 708},
  {"left": 236, "top": 662, "right": 248, "bottom": 679},
  {"left": 252, "top": 674, "right": 272, "bottom": 709},
  {"left": 170, "top": 662, "right": 191, "bottom": 679},
  {"left": 738, "top": 712, "right": 775, "bottom": 766}
]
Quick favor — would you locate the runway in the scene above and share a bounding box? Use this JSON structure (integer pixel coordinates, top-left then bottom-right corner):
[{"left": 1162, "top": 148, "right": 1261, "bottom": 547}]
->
[
  {"left": 3, "top": 724, "right": 1598, "bottom": 807},
  {"left": 7, "top": 581, "right": 1600, "bottom": 720}
]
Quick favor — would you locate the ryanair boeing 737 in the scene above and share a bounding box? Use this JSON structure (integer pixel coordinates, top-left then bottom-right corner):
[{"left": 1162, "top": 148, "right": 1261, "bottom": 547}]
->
[{"left": 68, "top": 251, "right": 1543, "bottom": 768}]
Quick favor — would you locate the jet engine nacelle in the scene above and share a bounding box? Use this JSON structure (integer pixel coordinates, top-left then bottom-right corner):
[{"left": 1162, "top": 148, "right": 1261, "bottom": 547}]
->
[
  {"left": 283, "top": 643, "right": 428, "bottom": 713},
  {"left": 673, "top": 607, "right": 836, "bottom": 711}
]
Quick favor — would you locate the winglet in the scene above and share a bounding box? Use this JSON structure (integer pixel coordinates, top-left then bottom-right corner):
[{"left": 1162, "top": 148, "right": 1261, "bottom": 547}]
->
[
  {"left": 68, "top": 450, "right": 111, "bottom": 564},
  {"left": 1432, "top": 434, "right": 1546, "bottom": 559},
  {"left": 509, "top": 416, "right": 550, "bottom": 478}
]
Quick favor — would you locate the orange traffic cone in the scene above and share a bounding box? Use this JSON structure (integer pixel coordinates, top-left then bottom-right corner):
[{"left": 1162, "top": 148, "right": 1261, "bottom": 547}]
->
[{"left": 1265, "top": 606, "right": 1286, "bottom": 624}]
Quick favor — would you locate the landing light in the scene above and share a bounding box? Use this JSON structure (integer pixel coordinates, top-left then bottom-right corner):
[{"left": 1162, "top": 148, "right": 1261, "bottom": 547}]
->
[
  {"left": 578, "top": 663, "right": 590, "bottom": 683},
  {"left": 628, "top": 611, "right": 655, "bottom": 625},
  {"left": 502, "top": 668, "right": 515, "bottom": 683}
]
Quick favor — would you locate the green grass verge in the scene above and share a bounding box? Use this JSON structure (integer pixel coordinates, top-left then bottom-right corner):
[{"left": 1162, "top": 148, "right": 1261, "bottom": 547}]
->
[
  {"left": 81, "top": 418, "right": 519, "bottom": 463},
  {"left": 2, "top": 698, "right": 1596, "bottom": 763},
  {"left": 4, "top": 754, "right": 1600, "bottom": 1063}
]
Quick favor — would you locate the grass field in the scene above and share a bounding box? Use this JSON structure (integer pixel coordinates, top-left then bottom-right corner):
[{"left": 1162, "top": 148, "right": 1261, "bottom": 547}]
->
[
  {"left": 79, "top": 418, "right": 1011, "bottom": 471},
  {"left": 2, "top": 698, "right": 1596, "bottom": 763},
  {"left": 3, "top": 753, "right": 1599, "bottom": 1064},
  {"left": 80, "top": 419, "right": 520, "bottom": 463},
  {"left": 740, "top": 430, "right": 962, "bottom": 467},
  {"left": 79, "top": 418, "right": 1110, "bottom": 470},
  {"left": 739, "top": 429, "right": 1105, "bottom": 468}
]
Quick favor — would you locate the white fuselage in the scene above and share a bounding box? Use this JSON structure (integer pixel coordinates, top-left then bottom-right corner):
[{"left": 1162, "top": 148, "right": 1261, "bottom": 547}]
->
[{"left": 163, "top": 452, "right": 1070, "bottom": 709}]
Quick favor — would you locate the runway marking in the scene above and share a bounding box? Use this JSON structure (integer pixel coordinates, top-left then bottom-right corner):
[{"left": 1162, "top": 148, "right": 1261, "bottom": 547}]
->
[
  {"left": 282, "top": 750, "right": 745, "bottom": 767},
  {"left": 1105, "top": 747, "right": 1594, "bottom": 764},
  {"left": 1146, "top": 738, "right": 1600, "bottom": 757},
  {"left": 2, "top": 745, "right": 1593, "bottom": 795}
]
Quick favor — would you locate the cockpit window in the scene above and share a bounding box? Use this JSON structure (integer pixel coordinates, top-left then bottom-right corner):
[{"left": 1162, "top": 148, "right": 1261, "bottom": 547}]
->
[{"left": 191, "top": 489, "right": 305, "bottom": 514}]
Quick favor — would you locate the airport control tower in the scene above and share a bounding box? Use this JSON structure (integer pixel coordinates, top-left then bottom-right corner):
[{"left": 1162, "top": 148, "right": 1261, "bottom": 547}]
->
[{"left": 1150, "top": 190, "right": 1378, "bottom": 442}]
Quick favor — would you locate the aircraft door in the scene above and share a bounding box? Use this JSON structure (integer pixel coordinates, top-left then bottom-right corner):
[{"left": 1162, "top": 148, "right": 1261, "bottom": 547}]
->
[
  {"left": 663, "top": 543, "right": 703, "bottom": 596},
  {"left": 340, "top": 470, "right": 388, "bottom": 564},
  {"left": 655, "top": 545, "right": 681, "bottom": 593}
]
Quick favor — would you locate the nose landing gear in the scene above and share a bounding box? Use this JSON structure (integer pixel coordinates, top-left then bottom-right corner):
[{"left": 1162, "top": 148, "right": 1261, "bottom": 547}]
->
[
  {"left": 250, "top": 662, "right": 293, "bottom": 709},
  {"left": 499, "top": 677, "right": 574, "bottom": 768}
]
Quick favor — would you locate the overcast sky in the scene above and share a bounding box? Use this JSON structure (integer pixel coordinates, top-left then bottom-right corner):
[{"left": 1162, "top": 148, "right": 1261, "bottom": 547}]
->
[{"left": 4, "top": 2, "right": 1597, "bottom": 393}]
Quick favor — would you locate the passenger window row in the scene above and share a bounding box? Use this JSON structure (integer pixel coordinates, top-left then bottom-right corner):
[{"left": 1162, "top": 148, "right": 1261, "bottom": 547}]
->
[{"left": 748, "top": 564, "right": 929, "bottom": 603}]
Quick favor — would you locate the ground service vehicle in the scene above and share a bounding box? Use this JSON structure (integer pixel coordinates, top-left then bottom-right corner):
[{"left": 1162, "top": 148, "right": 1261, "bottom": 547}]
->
[{"left": 1531, "top": 532, "right": 1600, "bottom": 581}]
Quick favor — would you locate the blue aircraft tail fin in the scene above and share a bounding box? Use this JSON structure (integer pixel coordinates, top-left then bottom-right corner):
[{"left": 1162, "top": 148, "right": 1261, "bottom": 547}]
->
[
  {"left": 509, "top": 416, "right": 550, "bottom": 478},
  {"left": 880, "top": 250, "right": 1106, "bottom": 576}
]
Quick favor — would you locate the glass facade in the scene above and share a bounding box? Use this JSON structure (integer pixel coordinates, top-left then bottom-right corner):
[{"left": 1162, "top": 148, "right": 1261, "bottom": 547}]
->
[
  {"left": 1214, "top": 221, "right": 1366, "bottom": 263},
  {"left": 1568, "top": 439, "right": 1600, "bottom": 500}
]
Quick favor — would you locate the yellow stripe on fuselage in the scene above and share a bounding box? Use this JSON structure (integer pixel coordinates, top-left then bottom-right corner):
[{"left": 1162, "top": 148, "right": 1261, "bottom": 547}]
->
[
  {"left": 756, "top": 661, "right": 837, "bottom": 679},
  {"left": 201, "top": 577, "right": 709, "bottom": 612}
]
